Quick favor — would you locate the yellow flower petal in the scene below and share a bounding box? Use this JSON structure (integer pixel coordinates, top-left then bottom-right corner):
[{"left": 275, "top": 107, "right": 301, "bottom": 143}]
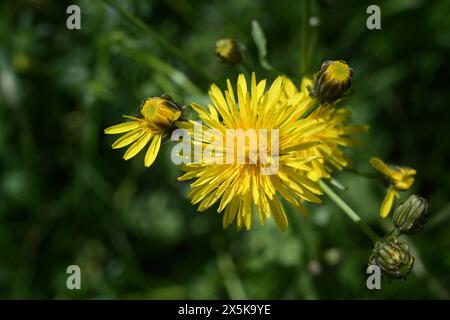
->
[
  {"left": 123, "top": 132, "right": 152, "bottom": 160},
  {"left": 223, "top": 197, "right": 239, "bottom": 229},
  {"left": 104, "top": 121, "right": 140, "bottom": 134},
  {"left": 370, "top": 157, "right": 393, "bottom": 177},
  {"left": 268, "top": 197, "right": 288, "bottom": 231},
  {"left": 256, "top": 79, "right": 266, "bottom": 102},
  {"left": 283, "top": 141, "right": 320, "bottom": 153},
  {"left": 144, "top": 134, "right": 162, "bottom": 167},
  {"left": 380, "top": 186, "right": 398, "bottom": 218},
  {"left": 209, "top": 84, "right": 233, "bottom": 126},
  {"left": 111, "top": 129, "right": 144, "bottom": 149},
  {"left": 395, "top": 177, "right": 415, "bottom": 190},
  {"left": 264, "top": 76, "right": 283, "bottom": 111},
  {"left": 300, "top": 77, "right": 313, "bottom": 93}
]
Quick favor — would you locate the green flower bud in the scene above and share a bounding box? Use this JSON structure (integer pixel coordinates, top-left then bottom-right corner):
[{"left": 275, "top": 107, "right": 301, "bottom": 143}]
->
[
  {"left": 393, "top": 195, "right": 429, "bottom": 234},
  {"left": 369, "top": 238, "right": 415, "bottom": 280},
  {"left": 215, "top": 38, "right": 246, "bottom": 65},
  {"left": 308, "top": 60, "right": 353, "bottom": 104}
]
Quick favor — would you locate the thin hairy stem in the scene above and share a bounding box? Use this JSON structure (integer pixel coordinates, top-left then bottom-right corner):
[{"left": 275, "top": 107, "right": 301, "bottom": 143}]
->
[{"left": 319, "top": 180, "right": 380, "bottom": 243}]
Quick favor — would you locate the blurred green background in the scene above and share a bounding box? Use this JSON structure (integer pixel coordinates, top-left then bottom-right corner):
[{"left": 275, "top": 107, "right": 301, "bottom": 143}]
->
[{"left": 1, "top": 0, "right": 449, "bottom": 299}]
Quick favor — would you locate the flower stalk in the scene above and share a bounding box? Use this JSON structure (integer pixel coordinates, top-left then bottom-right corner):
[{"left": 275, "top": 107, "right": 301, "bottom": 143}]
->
[
  {"left": 299, "top": 99, "right": 319, "bottom": 119},
  {"left": 319, "top": 180, "right": 380, "bottom": 243}
]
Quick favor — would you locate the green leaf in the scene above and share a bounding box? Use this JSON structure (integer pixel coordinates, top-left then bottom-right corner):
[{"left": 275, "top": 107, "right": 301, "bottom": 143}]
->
[
  {"left": 120, "top": 44, "right": 203, "bottom": 97},
  {"left": 251, "top": 20, "right": 274, "bottom": 71}
]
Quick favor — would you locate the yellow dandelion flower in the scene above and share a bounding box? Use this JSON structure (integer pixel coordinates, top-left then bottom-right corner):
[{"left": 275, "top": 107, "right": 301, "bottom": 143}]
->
[
  {"left": 104, "top": 97, "right": 181, "bottom": 167},
  {"left": 280, "top": 76, "right": 368, "bottom": 181},
  {"left": 370, "top": 157, "right": 416, "bottom": 218},
  {"left": 177, "top": 73, "right": 327, "bottom": 231}
]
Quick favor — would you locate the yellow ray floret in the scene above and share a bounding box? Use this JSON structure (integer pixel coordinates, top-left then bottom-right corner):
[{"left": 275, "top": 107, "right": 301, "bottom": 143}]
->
[{"left": 370, "top": 157, "right": 416, "bottom": 218}]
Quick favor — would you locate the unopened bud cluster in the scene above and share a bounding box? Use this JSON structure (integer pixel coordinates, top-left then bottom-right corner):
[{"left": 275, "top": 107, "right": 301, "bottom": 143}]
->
[
  {"left": 369, "top": 238, "right": 414, "bottom": 280},
  {"left": 368, "top": 195, "right": 430, "bottom": 281}
]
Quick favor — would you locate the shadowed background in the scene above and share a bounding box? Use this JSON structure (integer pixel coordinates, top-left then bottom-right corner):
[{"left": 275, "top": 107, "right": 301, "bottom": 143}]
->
[{"left": 0, "top": 0, "right": 449, "bottom": 299}]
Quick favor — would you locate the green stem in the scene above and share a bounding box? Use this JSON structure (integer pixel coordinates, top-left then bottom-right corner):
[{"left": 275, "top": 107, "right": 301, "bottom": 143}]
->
[
  {"left": 216, "top": 251, "right": 247, "bottom": 300},
  {"left": 385, "top": 228, "right": 401, "bottom": 240},
  {"left": 300, "top": 0, "right": 311, "bottom": 77},
  {"left": 102, "top": 0, "right": 212, "bottom": 85},
  {"left": 300, "top": 99, "right": 320, "bottom": 119},
  {"left": 330, "top": 177, "right": 348, "bottom": 191},
  {"left": 319, "top": 180, "right": 380, "bottom": 243}
]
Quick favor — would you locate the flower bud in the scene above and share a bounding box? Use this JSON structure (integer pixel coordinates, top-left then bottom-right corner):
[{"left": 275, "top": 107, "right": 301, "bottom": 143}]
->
[
  {"left": 308, "top": 60, "right": 353, "bottom": 104},
  {"left": 138, "top": 96, "right": 181, "bottom": 131},
  {"left": 369, "top": 238, "right": 415, "bottom": 280},
  {"left": 393, "top": 195, "right": 429, "bottom": 234},
  {"left": 215, "top": 38, "right": 246, "bottom": 65}
]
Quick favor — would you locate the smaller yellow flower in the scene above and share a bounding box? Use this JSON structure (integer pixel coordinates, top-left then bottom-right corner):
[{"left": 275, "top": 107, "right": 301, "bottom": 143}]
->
[
  {"left": 104, "top": 97, "right": 181, "bottom": 167},
  {"left": 370, "top": 157, "right": 416, "bottom": 218}
]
